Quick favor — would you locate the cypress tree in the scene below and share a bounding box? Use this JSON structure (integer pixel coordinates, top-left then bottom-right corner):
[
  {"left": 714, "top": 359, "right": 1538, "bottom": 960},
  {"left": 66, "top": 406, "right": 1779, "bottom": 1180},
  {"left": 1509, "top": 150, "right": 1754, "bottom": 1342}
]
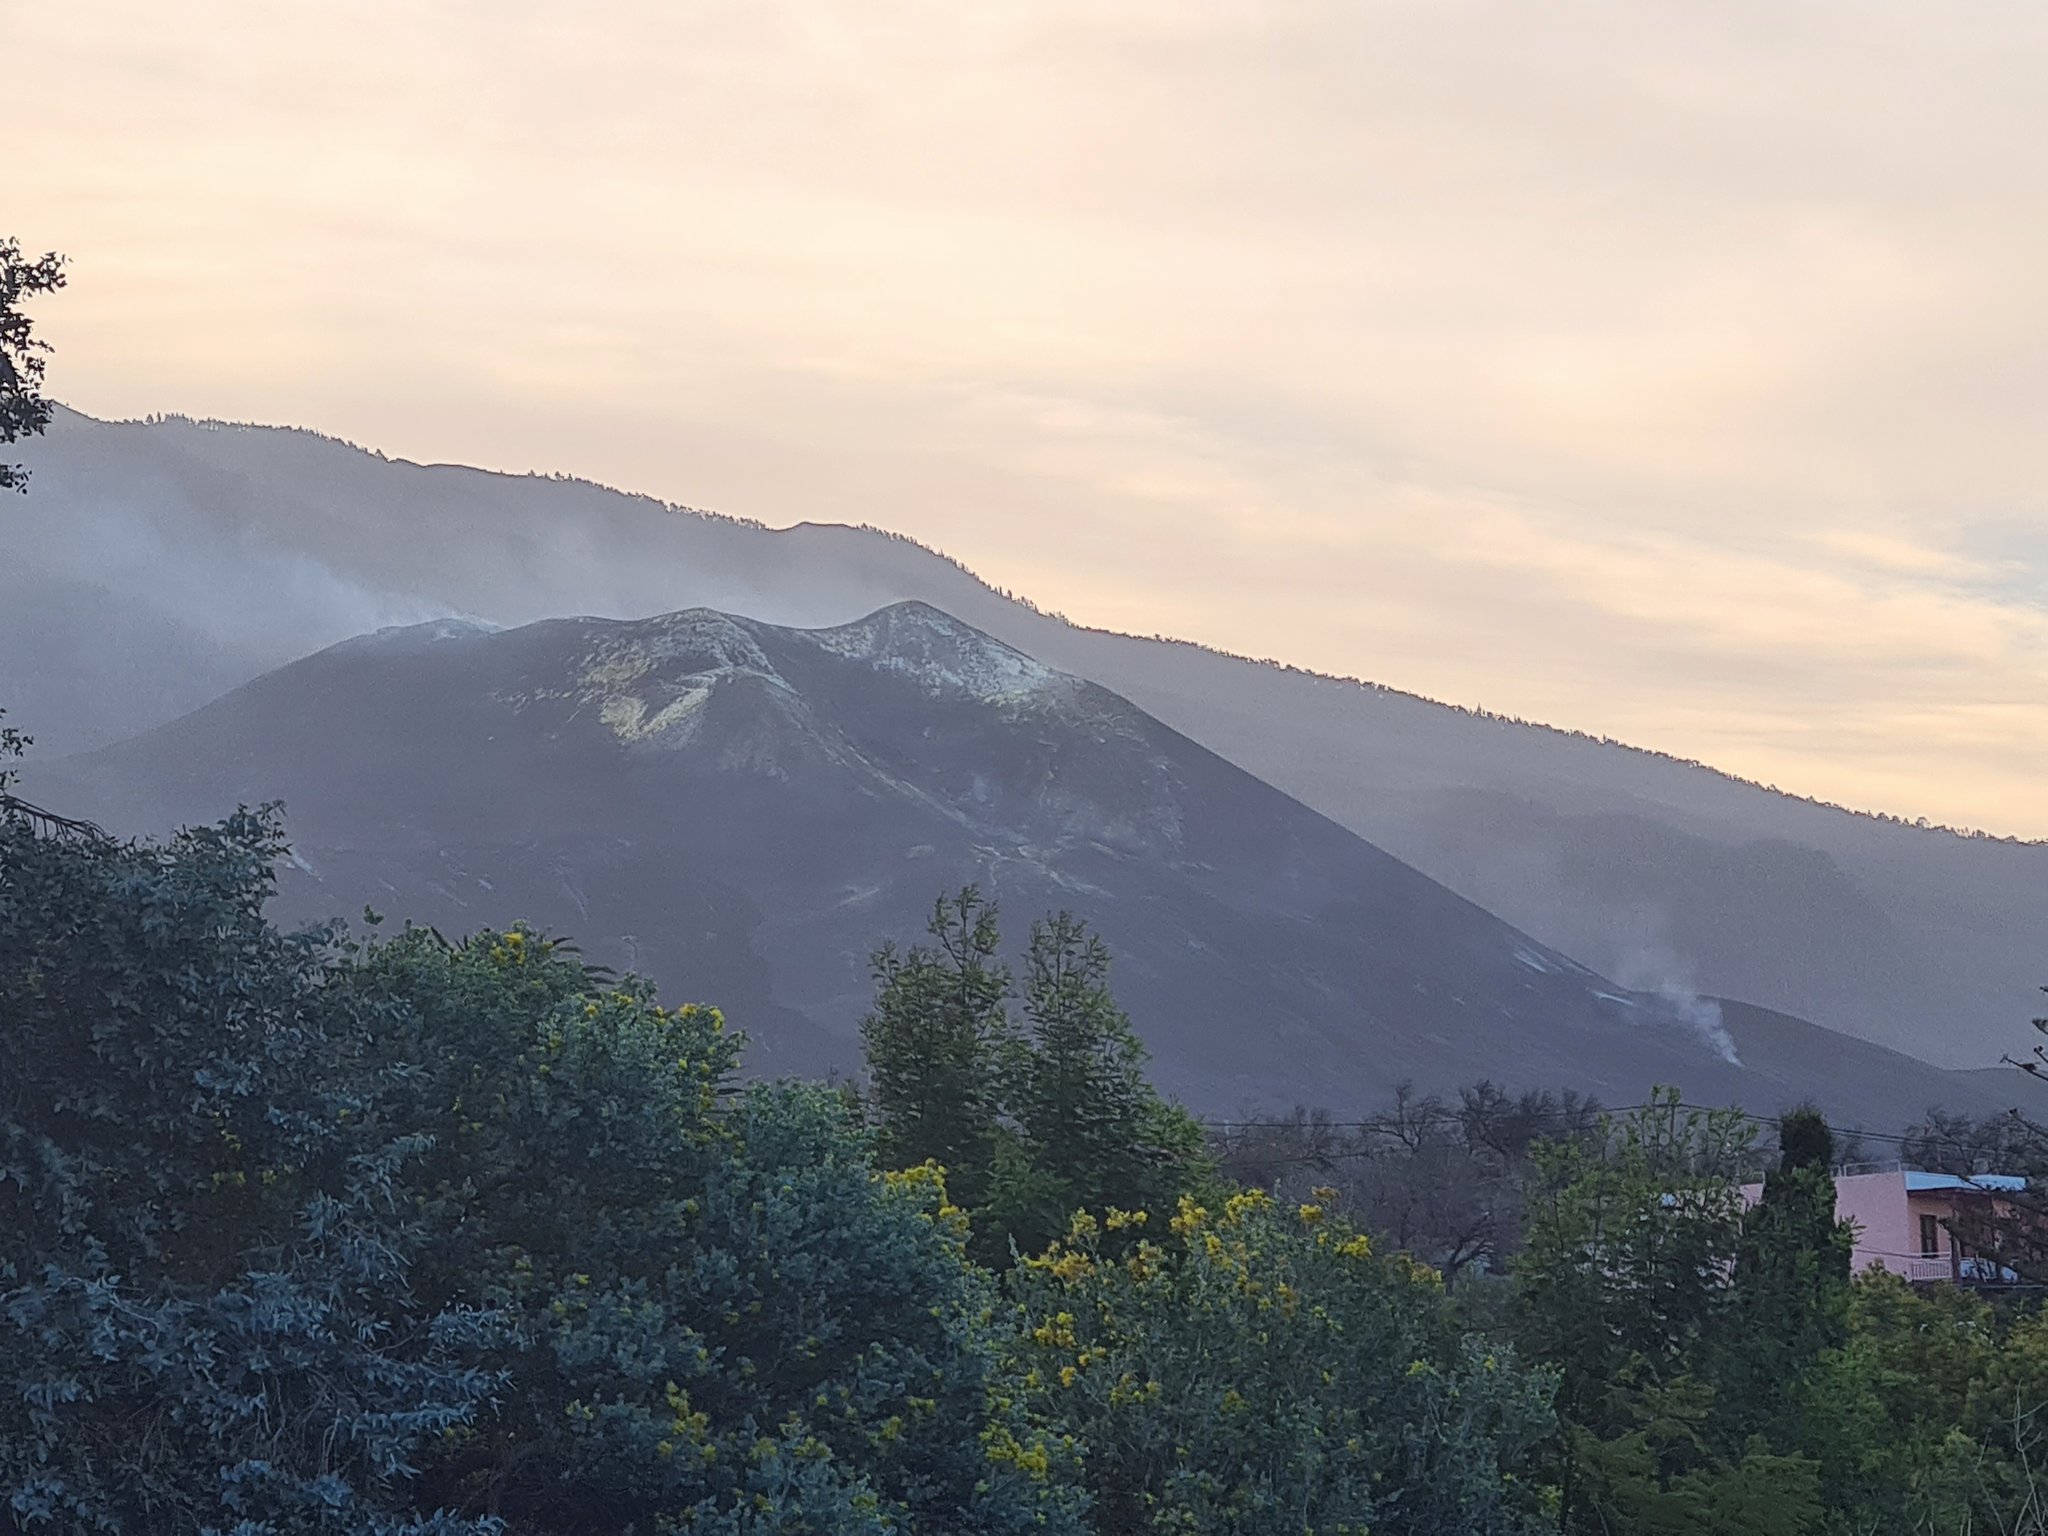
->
[{"left": 1720, "top": 1104, "right": 1853, "bottom": 1443}]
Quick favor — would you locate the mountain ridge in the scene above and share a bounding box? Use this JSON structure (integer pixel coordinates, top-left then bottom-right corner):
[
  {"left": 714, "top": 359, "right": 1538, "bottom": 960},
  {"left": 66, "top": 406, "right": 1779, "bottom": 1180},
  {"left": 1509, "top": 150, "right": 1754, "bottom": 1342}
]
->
[
  {"left": 28, "top": 601, "right": 2011, "bottom": 1131},
  {"left": 9, "top": 408, "right": 2043, "bottom": 1067},
  {"left": 79, "top": 410, "right": 2042, "bottom": 845}
]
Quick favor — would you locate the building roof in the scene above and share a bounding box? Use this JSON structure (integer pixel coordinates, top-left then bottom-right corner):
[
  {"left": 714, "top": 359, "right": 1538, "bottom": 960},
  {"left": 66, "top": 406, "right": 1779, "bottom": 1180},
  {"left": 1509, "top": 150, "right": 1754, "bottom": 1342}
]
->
[{"left": 1904, "top": 1171, "right": 2028, "bottom": 1194}]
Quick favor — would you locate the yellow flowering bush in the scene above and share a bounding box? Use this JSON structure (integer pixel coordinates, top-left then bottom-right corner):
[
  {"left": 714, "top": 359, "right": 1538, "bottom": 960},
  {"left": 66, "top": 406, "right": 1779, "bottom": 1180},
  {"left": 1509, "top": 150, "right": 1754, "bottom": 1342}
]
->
[{"left": 1007, "top": 1188, "right": 1555, "bottom": 1534}]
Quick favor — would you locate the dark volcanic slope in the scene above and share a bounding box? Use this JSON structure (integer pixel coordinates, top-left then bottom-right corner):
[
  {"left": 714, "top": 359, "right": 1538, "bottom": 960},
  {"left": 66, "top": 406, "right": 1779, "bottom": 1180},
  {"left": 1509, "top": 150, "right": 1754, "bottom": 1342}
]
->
[
  {"left": 34, "top": 603, "right": 1996, "bottom": 1128},
  {"left": 6, "top": 409, "right": 2043, "bottom": 1070}
]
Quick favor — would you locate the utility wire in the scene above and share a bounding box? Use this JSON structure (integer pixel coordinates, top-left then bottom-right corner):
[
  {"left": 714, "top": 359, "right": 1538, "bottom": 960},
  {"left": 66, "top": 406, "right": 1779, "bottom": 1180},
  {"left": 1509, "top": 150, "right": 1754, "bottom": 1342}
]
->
[{"left": 1199, "top": 1095, "right": 2042, "bottom": 1161}]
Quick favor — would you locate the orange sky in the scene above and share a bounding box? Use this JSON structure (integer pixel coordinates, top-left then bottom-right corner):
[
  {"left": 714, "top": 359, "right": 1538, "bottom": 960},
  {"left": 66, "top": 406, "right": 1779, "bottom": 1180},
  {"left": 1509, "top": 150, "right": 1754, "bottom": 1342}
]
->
[{"left": 8, "top": 0, "right": 2047, "bottom": 835}]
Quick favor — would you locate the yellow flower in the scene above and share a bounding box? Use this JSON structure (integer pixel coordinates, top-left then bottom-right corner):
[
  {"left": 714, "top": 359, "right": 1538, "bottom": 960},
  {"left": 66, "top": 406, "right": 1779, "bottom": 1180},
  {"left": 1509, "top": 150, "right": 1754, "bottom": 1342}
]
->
[
  {"left": 1031, "top": 1312, "right": 1078, "bottom": 1350},
  {"left": 1221, "top": 1189, "right": 1271, "bottom": 1227},
  {"left": 1049, "top": 1250, "right": 1094, "bottom": 1284}
]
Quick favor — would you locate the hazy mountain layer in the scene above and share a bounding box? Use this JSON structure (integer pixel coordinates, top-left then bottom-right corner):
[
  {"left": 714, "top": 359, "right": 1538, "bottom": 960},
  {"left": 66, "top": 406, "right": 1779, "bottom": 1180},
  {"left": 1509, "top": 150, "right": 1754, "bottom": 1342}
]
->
[
  {"left": 29, "top": 601, "right": 2002, "bottom": 1128},
  {"left": 7, "top": 408, "right": 2043, "bottom": 1067}
]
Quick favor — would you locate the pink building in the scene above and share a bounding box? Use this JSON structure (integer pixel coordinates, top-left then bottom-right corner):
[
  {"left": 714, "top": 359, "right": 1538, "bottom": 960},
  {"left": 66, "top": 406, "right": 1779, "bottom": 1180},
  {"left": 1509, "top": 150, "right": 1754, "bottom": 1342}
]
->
[{"left": 1740, "top": 1168, "right": 2028, "bottom": 1284}]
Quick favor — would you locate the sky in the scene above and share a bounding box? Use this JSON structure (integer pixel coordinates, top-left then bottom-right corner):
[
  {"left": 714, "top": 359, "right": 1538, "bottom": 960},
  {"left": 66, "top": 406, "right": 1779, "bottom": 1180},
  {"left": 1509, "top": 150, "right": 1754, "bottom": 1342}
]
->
[{"left": 9, "top": 0, "right": 2047, "bottom": 836}]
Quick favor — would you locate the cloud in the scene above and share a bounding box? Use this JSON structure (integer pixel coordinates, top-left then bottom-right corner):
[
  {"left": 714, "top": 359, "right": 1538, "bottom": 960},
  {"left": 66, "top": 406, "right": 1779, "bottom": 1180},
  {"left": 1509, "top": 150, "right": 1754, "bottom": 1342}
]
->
[{"left": 6, "top": 0, "right": 2045, "bottom": 832}]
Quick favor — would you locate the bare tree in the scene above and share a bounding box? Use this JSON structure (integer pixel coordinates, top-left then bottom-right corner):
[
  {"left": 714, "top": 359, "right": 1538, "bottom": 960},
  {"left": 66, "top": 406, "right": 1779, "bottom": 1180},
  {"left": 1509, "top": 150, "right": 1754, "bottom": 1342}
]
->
[{"left": 1211, "top": 1081, "right": 1602, "bottom": 1287}]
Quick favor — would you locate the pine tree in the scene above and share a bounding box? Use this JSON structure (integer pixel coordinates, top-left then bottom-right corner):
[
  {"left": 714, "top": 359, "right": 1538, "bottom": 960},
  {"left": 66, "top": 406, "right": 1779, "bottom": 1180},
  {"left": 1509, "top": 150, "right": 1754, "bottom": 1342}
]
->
[
  {"left": 987, "top": 912, "right": 1213, "bottom": 1253},
  {"left": 860, "top": 887, "right": 1013, "bottom": 1203},
  {"left": 1014, "top": 914, "right": 1154, "bottom": 1207}
]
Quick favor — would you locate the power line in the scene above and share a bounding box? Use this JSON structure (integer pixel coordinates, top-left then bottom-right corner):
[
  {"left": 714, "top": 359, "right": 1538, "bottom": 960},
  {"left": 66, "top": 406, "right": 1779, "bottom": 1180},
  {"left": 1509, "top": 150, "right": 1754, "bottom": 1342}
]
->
[{"left": 1200, "top": 1096, "right": 2041, "bottom": 1158}]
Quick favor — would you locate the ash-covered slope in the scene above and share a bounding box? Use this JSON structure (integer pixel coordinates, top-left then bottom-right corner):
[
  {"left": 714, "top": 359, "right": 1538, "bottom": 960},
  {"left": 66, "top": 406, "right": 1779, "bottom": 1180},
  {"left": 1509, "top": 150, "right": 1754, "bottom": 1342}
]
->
[
  {"left": 9, "top": 409, "right": 2043, "bottom": 1068},
  {"left": 33, "top": 602, "right": 1995, "bottom": 1126}
]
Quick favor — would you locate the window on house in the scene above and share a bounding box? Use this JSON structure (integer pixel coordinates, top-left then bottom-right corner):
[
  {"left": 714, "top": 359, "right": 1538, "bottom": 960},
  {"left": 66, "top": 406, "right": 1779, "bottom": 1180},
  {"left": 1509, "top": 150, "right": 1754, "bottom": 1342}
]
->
[{"left": 1920, "top": 1214, "right": 1941, "bottom": 1257}]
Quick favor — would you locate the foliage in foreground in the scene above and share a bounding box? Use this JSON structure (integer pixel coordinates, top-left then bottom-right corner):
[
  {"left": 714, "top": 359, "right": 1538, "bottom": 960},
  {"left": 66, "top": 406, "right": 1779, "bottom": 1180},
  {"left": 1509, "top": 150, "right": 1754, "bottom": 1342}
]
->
[
  {"left": 14, "top": 773, "right": 2048, "bottom": 1536},
  {"left": 1010, "top": 1193, "right": 1554, "bottom": 1534},
  {"left": 1511, "top": 1093, "right": 2048, "bottom": 1536},
  {"left": 1, "top": 805, "right": 1548, "bottom": 1534},
  {"left": 0, "top": 806, "right": 1076, "bottom": 1534}
]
